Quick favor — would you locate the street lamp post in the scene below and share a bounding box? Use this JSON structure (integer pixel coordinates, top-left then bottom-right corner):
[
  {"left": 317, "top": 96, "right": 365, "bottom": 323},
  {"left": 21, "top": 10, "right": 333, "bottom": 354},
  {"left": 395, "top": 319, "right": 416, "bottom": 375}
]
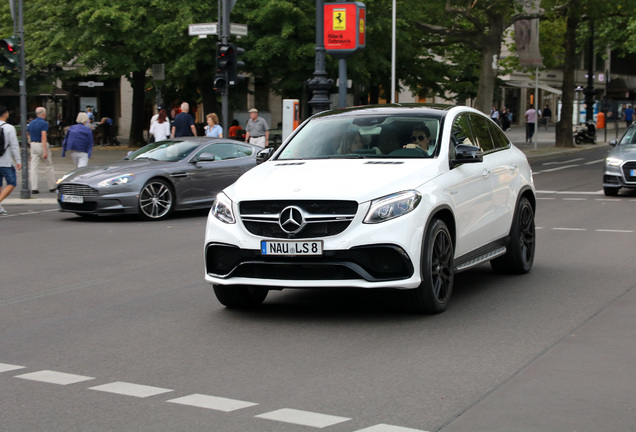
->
[
  {"left": 307, "top": 0, "right": 332, "bottom": 115},
  {"left": 584, "top": 20, "right": 595, "bottom": 123}
]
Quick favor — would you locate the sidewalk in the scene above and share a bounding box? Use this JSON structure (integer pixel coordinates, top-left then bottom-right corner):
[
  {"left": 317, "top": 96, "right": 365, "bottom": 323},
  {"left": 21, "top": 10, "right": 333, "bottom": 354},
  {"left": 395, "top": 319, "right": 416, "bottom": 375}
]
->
[{"left": 2, "top": 124, "right": 611, "bottom": 206}]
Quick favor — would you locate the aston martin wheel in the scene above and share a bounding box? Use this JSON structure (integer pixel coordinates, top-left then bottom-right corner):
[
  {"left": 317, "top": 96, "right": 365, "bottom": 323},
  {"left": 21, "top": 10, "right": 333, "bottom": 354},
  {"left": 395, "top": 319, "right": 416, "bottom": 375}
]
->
[
  {"left": 491, "top": 196, "right": 535, "bottom": 274},
  {"left": 139, "top": 179, "right": 174, "bottom": 220},
  {"left": 405, "top": 219, "right": 454, "bottom": 314},
  {"left": 213, "top": 285, "right": 269, "bottom": 308}
]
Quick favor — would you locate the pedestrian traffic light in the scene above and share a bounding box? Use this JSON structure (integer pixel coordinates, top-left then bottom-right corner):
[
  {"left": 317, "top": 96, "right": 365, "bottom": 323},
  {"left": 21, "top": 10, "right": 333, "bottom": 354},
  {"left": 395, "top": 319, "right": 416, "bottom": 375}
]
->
[
  {"left": 213, "top": 74, "right": 227, "bottom": 93},
  {"left": 0, "top": 37, "right": 19, "bottom": 71},
  {"left": 227, "top": 44, "right": 245, "bottom": 88}
]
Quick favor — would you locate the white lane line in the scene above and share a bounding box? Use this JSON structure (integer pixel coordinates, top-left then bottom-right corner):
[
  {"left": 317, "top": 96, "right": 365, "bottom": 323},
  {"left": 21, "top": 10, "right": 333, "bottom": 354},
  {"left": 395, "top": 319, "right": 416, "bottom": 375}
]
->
[
  {"left": 540, "top": 165, "right": 579, "bottom": 173},
  {"left": 255, "top": 408, "right": 351, "bottom": 428},
  {"left": 166, "top": 394, "right": 258, "bottom": 412},
  {"left": 353, "top": 424, "right": 429, "bottom": 432},
  {"left": 563, "top": 198, "right": 587, "bottom": 201},
  {"left": 552, "top": 228, "right": 587, "bottom": 231},
  {"left": 0, "top": 363, "right": 26, "bottom": 373},
  {"left": 536, "top": 190, "right": 603, "bottom": 195},
  {"left": 595, "top": 229, "right": 634, "bottom": 233},
  {"left": 2, "top": 208, "right": 59, "bottom": 217},
  {"left": 585, "top": 158, "right": 606, "bottom": 165},
  {"left": 537, "top": 197, "right": 556, "bottom": 200},
  {"left": 15, "top": 370, "right": 95, "bottom": 385},
  {"left": 89, "top": 381, "right": 173, "bottom": 398},
  {"left": 543, "top": 158, "right": 584, "bottom": 165}
]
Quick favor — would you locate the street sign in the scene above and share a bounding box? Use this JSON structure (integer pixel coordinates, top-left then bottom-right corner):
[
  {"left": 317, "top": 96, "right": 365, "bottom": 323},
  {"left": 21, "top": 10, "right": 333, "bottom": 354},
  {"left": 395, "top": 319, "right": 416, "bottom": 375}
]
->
[
  {"left": 189, "top": 23, "right": 218, "bottom": 36},
  {"left": 230, "top": 23, "right": 248, "bottom": 36}
]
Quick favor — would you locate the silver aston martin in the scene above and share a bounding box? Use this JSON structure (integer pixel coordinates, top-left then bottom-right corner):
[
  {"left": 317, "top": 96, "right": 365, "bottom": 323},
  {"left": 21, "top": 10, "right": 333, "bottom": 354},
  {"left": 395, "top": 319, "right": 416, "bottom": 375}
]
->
[{"left": 56, "top": 137, "right": 262, "bottom": 220}]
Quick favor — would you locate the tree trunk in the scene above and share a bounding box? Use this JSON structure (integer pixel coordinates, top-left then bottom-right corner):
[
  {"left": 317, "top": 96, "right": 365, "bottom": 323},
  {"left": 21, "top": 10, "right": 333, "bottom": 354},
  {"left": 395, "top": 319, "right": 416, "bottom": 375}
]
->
[
  {"left": 128, "top": 70, "right": 146, "bottom": 148},
  {"left": 474, "top": 13, "right": 505, "bottom": 114},
  {"left": 555, "top": 5, "right": 579, "bottom": 148}
]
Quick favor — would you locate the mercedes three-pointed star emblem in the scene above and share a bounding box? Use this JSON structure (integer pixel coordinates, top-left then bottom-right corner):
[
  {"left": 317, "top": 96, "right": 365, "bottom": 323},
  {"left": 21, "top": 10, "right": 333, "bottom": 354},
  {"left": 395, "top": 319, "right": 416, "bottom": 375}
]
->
[{"left": 279, "top": 206, "right": 306, "bottom": 234}]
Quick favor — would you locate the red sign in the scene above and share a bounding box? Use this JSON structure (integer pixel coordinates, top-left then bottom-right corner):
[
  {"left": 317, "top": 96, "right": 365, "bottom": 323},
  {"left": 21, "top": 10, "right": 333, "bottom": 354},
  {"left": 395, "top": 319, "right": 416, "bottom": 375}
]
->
[{"left": 324, "top": 2, "right": 366, "bottom": 58}]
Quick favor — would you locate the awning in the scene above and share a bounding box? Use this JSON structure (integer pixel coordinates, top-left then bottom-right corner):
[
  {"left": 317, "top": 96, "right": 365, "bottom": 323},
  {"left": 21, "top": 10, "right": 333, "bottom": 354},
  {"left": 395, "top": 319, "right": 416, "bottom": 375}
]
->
[{"left": 503, "top": 81, "right": 562, "bottom": 95}]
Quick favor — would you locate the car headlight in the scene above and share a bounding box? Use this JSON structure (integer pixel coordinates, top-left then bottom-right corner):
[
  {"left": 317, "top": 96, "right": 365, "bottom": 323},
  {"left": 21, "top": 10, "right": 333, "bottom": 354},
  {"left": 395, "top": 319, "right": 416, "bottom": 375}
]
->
[
  {"left": 364, "top": 190, "right": 422, "bottom": 224},
  {"left": 97, "top": 174, "right": 135, "bottom": 187},
  {"left": 211, "top": 192, "right": 236, "bottom": 224},
  {"left": 605, "top": 157, "right": 623, "bottom": 167}
]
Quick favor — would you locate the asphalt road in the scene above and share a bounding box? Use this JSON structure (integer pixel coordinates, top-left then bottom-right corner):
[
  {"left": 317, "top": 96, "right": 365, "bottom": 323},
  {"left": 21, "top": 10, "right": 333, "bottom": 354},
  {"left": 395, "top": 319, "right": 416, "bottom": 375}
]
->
[{"left": 1, "top": 145, "right": 635, "bottom": 432}]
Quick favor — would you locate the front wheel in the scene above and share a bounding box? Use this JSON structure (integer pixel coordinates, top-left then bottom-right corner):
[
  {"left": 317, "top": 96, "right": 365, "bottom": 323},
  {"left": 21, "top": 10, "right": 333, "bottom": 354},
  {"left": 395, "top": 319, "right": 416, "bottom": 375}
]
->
[
  {"left": 603, "top": 186, "right": 619, "bottom": 196},
  {"left": 138, "top": 179, "right": 174, "bottom": 220},
  {"left": 405, "top": 219, "right": 454, "bottom": 314},
  {"left": 213, "top": 285, "right": 268, "bottom": 308},
  {"left": 491, "top": 196, "right": 535, "bottom": 274}
]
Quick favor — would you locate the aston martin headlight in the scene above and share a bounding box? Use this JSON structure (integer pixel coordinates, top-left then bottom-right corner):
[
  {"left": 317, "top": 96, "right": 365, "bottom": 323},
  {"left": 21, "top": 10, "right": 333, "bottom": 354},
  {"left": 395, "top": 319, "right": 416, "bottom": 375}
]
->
[
  {"left": 97, "top": 174, "right": 135, "bottom": 187},
  {"left": 605, "top": 157, "right": 623, "bottom": 167},
  {"left": 364, "top": 190, "right": 422, "bottom": 224},
  {"left": 211, "top": 192, "right": 236, "bottom": 224}
]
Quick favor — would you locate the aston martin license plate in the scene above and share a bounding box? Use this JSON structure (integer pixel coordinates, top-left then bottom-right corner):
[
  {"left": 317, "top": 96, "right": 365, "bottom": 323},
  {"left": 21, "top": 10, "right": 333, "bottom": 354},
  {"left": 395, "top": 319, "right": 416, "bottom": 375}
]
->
[
  {"left": 261, "top": 240, "right": 323, "bottom": 256},
  {"left": 61, "top": 194, "right": 84, "bottom": 203}
]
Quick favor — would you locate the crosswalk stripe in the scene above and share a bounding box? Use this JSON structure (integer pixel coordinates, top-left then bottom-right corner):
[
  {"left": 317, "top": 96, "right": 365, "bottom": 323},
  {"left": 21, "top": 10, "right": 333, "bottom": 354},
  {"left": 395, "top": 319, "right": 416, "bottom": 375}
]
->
[
  {"left": 166, "top": 394, "right": 258, "bottom": 412},
  {"left": 89, "top": 381, "right": 173, "bottom": 398},
  {"left": 15, "top": 370, "right": 95, "bottom": 385},
  {"left": 255, "top": 408, "right": 351, "bottom": 428}
]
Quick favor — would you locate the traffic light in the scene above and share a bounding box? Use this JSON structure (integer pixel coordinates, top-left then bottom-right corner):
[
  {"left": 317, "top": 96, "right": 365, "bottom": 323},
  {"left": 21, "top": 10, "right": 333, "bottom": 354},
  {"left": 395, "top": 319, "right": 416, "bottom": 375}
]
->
[
  {"left": 213, "top": 74, "right": 227, "bottom": 93},
  {"left": 227, "top": 44, "right": 245, "bottom": 88},
  {"left": 0, "top": 37, "right": 19, "bottom": 71},
  {"left": 216, "top": 42, "right": 231, "bottom": 74}
]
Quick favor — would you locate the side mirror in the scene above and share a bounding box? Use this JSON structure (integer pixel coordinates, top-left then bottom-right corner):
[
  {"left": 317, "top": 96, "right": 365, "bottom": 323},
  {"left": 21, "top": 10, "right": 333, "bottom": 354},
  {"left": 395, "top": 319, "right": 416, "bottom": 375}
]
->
[
  {"left": 609, "top": 139, "right": 618, "bottom": 147},
  {"left": 451, "top": 144, "right": 483, "bottom": 167},
  {"left": 256, "top": 147, "right": 274, "bottom": 164},
  {"left": 197, "top": 153, "right": 217, "bottom": 162}
]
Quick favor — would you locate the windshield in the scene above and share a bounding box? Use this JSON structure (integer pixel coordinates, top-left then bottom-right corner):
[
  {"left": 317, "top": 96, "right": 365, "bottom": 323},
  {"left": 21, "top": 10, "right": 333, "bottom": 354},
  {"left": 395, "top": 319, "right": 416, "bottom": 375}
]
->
[
  {"left": 277, "top": 115, "right": 442, "bottom": 160},
  {"left": 126, "top": 140, "right": 201, "bottom": 162}
]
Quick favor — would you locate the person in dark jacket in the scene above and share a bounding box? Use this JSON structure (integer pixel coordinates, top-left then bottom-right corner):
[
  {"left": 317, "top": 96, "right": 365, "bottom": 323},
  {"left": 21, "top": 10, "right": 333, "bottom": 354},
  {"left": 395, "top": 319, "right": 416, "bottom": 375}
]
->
[{"left": 62, "top": 112, "right": 94, "bottom": 167}]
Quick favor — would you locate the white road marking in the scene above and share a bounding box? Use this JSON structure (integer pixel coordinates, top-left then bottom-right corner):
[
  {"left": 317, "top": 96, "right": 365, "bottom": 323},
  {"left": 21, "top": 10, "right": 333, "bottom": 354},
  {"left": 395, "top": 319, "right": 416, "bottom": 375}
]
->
[
  {"left": 536, "top": 190, "right": 603, "bottom": 195},
  {"left": 584, "top": 158, "right": 605, "bottom": 165},
  {"left": 595, "top": 229, "right": 634, "bottom": 233},
  {"left": 255, "top": 408, "right": 351, "bottom": 428},
  {"left": 543, "top": 158, "right": 584, "bottom": 165},
  {"left": 539, "top": 165, "right": 579, "bottom": 173},
  {"left": 0, "top": 363, "right": 25, "bottom": 373},
  {"left": 89, "top": 381, "right": 173, "bottom": 398},
  {"left": 552, "top": 228, "right": 587, "bottom": 231},
  {"left": 353, "top": 425, "right": 429, "bottom": 432},
  {"left": 563, "top": 198, "right": 587, "bottom": 201},
  {"left": 15, "top": 370, "right": 95, "bottom": 385},
  {"left": 166, "top": 394, "right": 258, "bottom": 412},
  {"left": 1, "top": 208, "right": 58, "bottom": 217}
]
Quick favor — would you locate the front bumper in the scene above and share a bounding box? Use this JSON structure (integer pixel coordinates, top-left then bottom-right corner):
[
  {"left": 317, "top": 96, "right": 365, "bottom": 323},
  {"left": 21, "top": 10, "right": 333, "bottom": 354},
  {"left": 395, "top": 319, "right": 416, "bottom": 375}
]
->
[{"left": 57, "top": 184, "right": 140, "bottom": 215}]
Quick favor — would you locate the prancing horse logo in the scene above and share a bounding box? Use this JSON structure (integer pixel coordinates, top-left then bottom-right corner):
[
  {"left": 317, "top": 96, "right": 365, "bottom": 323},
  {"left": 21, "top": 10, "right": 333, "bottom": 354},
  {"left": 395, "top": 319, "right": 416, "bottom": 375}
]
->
[{"left": 279, "top": 206, "right": 305, "bottom": 234}]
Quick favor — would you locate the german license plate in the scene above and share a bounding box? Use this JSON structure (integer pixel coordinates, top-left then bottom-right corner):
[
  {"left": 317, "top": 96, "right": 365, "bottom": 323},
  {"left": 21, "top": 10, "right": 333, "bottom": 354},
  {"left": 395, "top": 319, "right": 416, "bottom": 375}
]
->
[
  {"left": 61, "top": 194, "right": 84, "bottom": 203},
  {"left": 261, "top": 240, "right": 323, "bottom": 256},
  {"left": 631, "top": 169, "right": 636, "bottom": 177}
]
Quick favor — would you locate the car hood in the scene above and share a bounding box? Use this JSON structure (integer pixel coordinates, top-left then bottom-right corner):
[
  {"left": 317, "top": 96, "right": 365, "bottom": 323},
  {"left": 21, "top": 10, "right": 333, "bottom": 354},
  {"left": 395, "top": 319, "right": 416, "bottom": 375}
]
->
[
  {"left": 61, "top": 160, "right": 174, "bottom": 184},
  {"left": 225, "top": 158, "right": 442, "bottom": 203},
  {"left": 610, "top": 144, "right": 636, "bottom": 160}
]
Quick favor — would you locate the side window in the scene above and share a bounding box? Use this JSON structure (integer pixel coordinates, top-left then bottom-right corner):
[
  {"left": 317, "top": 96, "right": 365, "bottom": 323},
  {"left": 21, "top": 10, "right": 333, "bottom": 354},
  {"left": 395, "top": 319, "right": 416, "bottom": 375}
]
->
[
  {"left": 468, "top": 115, "right": 495, "bottom": 153},
  {"left": 194, "top": 143, "right": 254, "bottom": 161},
  {"left": 450, "top": 114, "right": 475, "bottom": 158},
  {"left": 487, "top": 121, "right": 511, "bottom": 150}
]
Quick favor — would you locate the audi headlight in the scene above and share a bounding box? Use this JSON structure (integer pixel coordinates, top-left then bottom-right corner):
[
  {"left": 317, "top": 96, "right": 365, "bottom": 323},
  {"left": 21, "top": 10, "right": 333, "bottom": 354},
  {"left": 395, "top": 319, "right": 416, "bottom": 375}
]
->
[
  {"left": 605, "top": 157, "right": 623, "bottom": 167},
  {"left": 211, "top": 192, "right": 236, "bottom": 224},
  {"left": 97, "top": 174, "right": 135, "bottom": 187},
  {"left": 364, "top": 190, "right": 422, "bottom": 224}
]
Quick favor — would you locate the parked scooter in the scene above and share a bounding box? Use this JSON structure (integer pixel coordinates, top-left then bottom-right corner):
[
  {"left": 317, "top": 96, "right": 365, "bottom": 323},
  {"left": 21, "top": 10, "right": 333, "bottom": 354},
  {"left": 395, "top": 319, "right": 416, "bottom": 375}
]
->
[{"left": 574, "top": 120, "right": 596, "bottom": 144}]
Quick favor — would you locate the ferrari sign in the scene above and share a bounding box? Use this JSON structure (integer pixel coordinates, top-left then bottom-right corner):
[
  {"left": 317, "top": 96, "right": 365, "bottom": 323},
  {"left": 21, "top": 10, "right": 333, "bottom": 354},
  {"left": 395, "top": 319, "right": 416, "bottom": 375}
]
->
[{"left": 324, "top": 2, "right": 366, "bottom": 58}]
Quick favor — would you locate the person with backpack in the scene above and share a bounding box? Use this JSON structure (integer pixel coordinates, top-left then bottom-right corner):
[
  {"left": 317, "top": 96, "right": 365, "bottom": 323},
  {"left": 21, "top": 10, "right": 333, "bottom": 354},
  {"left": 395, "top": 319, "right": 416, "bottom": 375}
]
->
[{"left": 0, "top": 106, "right": 22, "bottom": 216}]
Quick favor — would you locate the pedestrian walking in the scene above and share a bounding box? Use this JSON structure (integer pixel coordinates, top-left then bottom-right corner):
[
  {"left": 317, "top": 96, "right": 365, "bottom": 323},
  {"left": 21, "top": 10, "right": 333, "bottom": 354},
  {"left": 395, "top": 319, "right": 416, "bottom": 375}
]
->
[
  {"left": 171, "top": 102, "right": 197, "bottom": 138},
  {"left": 0, "top": 106, "right": 22, "bottom": 216},
  {"left": 149, "top": 109, "right": 171, "bottom": 142},
  {"left": 501, "top": 107, "right": 511, "bottom": 131},
  {"left": 244, "top": 108, "right": 269, "bottom": 147},
  {"left": 525, "top": 104, "right": 537, "bottom": 143},
  {"left": 204, "top": 113, "right": 223, "bottom": 138},
  {"left": 62, "top": 112, "right": 94, "bottom": 168},
  {"left": 491, "top": 106, "right": 500, "bottom": 126},
  {"left": 623, "top": 105, "right": 633, "bottom": 127},
  {"left": 542, "top": 105, "right": 552, "bottom": 130},
  {"left": 229, "top": 119, "right": 243, "bottom": 139},
  {"left": 27, "top": 107, "right": 56, "bottom": 194}
]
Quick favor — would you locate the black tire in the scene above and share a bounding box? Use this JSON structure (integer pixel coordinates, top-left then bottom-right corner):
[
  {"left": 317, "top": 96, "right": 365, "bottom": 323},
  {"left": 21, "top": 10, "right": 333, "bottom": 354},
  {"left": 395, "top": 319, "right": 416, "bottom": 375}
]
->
[
  {"left": 491, "top": 196, "right": 535, "bottom": 274},
  {"left": 138, "top": 179, "right": 174, "bottom": 220},
  {"left": 603, "top": 186, "right": 619, "bottom": 196},
  {"left": 213, "top": 285, "right": 268, "bottom": 308},
  {"left": 405, "top": 219, "right": 454, "bottom": 314}
]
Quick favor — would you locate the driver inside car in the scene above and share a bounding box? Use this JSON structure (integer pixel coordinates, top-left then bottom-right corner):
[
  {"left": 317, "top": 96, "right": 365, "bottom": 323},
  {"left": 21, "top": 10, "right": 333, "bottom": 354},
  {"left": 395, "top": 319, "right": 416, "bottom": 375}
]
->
[{"left": 404, "top": 125, "right": 432, "bottom": 154}]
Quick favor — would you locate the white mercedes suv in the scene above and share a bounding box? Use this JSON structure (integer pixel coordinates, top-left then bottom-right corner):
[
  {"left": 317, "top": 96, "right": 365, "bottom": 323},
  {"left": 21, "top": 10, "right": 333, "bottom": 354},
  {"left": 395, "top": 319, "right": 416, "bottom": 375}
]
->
[{"left": 204, "top": 105, "right": 536, "bottom": 313}]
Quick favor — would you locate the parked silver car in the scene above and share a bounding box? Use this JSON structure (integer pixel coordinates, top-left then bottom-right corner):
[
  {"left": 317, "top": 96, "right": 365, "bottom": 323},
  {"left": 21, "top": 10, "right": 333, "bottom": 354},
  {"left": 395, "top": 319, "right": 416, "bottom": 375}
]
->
[
  {"left": 57, "top": 138, "right": 261, "bottom": 220},
  {"left": 604, "top": 124, "right": 636, "bottom": 196}
]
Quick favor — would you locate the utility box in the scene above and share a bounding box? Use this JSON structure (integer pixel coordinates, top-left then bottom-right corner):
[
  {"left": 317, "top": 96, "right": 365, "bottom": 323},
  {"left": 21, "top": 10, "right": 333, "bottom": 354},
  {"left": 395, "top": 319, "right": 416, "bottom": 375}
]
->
[{"left": 282, "top": 99, "right": 300, "bottom": 142}]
